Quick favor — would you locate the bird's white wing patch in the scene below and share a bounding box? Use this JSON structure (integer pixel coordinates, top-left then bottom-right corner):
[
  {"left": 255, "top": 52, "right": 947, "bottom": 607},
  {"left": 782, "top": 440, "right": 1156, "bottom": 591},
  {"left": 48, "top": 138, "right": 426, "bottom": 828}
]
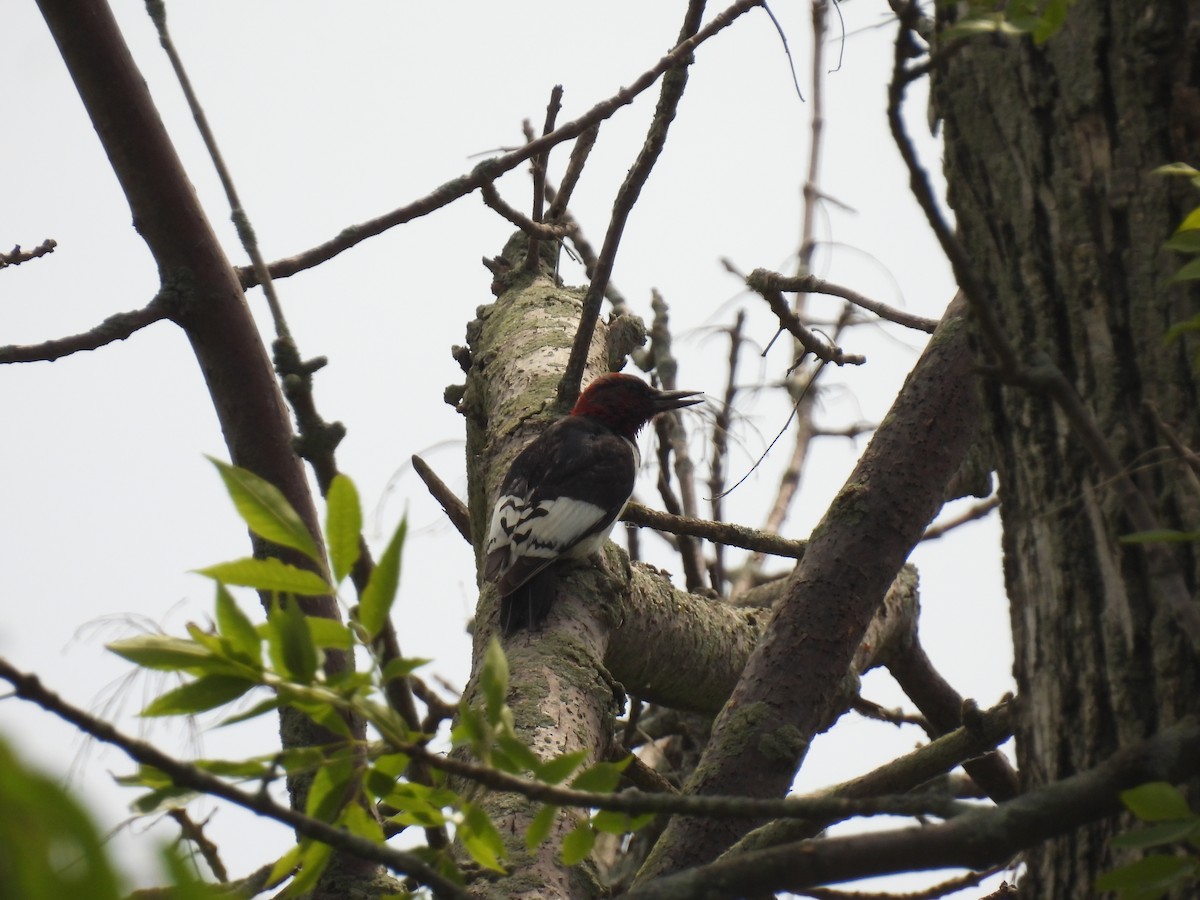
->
[{"left": 484, "top": 493, "right": 608, "bottom": 583}]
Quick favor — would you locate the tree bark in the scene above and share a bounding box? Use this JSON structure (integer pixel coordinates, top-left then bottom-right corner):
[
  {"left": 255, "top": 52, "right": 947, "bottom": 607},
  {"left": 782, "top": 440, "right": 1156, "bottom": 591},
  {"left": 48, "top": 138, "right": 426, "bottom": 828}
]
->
[{"left": 934, "top": 4, "right": 1200, "bottom": 895}]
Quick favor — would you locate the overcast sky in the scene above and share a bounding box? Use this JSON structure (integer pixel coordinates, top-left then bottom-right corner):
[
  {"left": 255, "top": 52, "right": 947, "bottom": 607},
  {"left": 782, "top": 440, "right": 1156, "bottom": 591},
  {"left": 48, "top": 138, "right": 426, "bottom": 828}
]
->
[{"left": 3, "top": 2, "right": 1012, "bottom": 895}]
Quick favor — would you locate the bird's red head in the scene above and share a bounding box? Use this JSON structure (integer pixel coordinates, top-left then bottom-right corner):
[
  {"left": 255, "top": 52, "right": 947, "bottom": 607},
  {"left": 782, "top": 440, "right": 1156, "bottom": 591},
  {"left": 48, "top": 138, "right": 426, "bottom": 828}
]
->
[{"left": 570, "top": 373, "right": 703, "bottom": 439}]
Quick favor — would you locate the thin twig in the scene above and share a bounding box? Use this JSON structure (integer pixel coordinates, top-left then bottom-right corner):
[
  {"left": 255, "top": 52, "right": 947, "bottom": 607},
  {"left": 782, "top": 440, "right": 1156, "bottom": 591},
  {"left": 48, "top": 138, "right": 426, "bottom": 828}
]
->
[
  {"left": 242, "top": 0, "right": 765, "bottom": 289},
  {"left": 1144, "top": 399, "right": 1200, "bottom": 484},
  {"left": 763, "top": 2, "right": 805, "bottom": 102},
  {"left": 144, "top": 0, "right": 290, "bottom": 342},
  {"left": 0, "top": 658, "right": 469, "bottom": 899},
  {"left": 648, "top": 289, "right": 706, "bottom": 590},
  {"left": 480, "top": 181, "right": 568, "bottom": 240},
  {"left": 753, "top": 270, "right": 939, "bottom": 333},
  {"left": 0, "top": 303, "right": 169, "bottom": 364},
  {"left": 0, "top": 239, "right": 57, "bottom": 269},
  {"left": 623, "top": 502, "right": 805, "bottom": 559},
  {"left": 921, "top": 495, "right": 1000, "bottom": 541},
  {"left": 748, "top": 270, "right": 866, "bottom": 365},
  {"left": 799, "top": 861, "right": 1012, "bottom": 900},
  {"left": 547, "top": 125, "right": 599, "bottom": 221},
  {"left": 558, "top": 0, "right": 720, "bottom": 409},
  {"left": 411, "top": 454, "right": 472, "bottom": 541},
  {"left": 167, "top": 809, "right": 228, "bottom": 883},
  {"left": 524, "top": 85, "right": 563, "bottom": 273},
  {"left": 707, "top": 311, "right": 747, "bottom": 591}
]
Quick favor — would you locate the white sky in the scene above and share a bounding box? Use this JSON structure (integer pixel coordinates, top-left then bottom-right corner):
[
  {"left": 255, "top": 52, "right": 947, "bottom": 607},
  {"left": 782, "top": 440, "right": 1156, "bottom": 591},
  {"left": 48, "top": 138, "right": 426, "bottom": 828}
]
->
[{"left": 3, "top": 1, "right": 1013, "bottom": 895}]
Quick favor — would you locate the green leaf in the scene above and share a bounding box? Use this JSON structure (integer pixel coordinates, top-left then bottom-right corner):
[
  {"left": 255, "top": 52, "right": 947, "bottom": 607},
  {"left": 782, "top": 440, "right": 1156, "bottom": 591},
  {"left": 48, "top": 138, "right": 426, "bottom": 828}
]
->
[
  {"left": 1095, "top": 854, "right": 1196, "bottom": 893},
  {"left": 494, "top": 732, "right": 541, "bottom": 775},
  {"left": 325, "top": 474, "right": 363, "bottom": 584},
  {"left": 214, "top": 584, "right": 262, "bottom": 666},
  {"left": 1178, "top": 206, "right": 1200, "bottom": 232},
  {"left": 592, "top": 809, "right": 656, "bottom": 835},
  {"left": 1165, "top": 231, "right": 1200, "bottom": 254},
  {"left": 382, "top": 656, "right": 432, "bottom": 682},
  {"left": 535, "top": 749, "right": 588, "bottom": 785},
  {"left": 1112, "top": 819, "right": 1200, "bottom": 850},
  {"left": 1153, "top": 162, "right": 1200, "bottom": 178},
  {"left": 307, "top": 616, "right": 354, "bottom": 650},
  {"left": 560, "top": 821, "right": 595, "bottom": 866},
  {"left": 218, "top": 696, "right": 281, "bottom": 727},
  {"left": 278, "top": 839, "right": 334, "bottom": 898},
  {"left": 141, "top": 674, "right": 258, "bottom": 717},
  {"left": 0, "top": 736, "right": 123, "bottom": 899},
  {"left": 480, "top": 637, "right": 509, "bottom": 724},
  {"left": 450, "top": 701, "right": 486, "bottom": 754},
  {"left": 197, "top": 557, "right": 331, "bottom": 596},
  {"left": 460, "top": 803, "right": 506, "bottom": 872},
  {"left": 1164, "top": 312, "right": 1200, "bottom": 345},
  {"left": 116, "top": 765, "right": 172, "bottom": 789},
  {"left": 366, "top": 753, "right": 411, "bottom": 797},
  {"left": 284, "top": 692, "right": 353, "bottom": 738},
  {"left": 358, "top": 515, "right": 407, "bottom": 639},
  {"left": 192, "top": 757, "right": 272, "bottom": 779},
  {"left": 1170, "top": 256, "right": 1200, "bottom": 283},
  {"left": 266, "top": 843, "right": 303, "bottom": 890},
  {"left": 340, "top": 798, "right": 386, "bottom": 843},
  {"left": 526, "top": 805, "right": 559, "bottom": 850},
  {"left": 267, "top": 598, "right": 318, "bottom": 684},
  {"left": 1121, "top": 782, "right": 1193, "bottom": 821},
  {"left": 208, "top": 457, "right": 321, "bottom": 564},
  {"left": 381, "top": 783, "right": 454, "bottom": 828},
  {"left": 108, "top": 635, "right": 215, "bottom": 672},
  {"left": 130, "top": 784, "right": 198, "bottom": 815},
  {"left": 570, "top": 758, "right": 630, "bottom": 794},
  {"left": 306, "top": 754, "right": 357, "bottom": 822},
  {"left": 1119, "top": 529, "right": 1200, "bottom": 545}
]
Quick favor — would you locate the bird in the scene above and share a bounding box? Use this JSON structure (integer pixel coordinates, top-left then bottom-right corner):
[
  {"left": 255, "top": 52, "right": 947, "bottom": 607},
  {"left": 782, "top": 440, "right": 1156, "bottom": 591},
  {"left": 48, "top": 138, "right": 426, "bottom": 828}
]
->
[{"left": 483, "top": 373, "right": 703, "bottom": 634}]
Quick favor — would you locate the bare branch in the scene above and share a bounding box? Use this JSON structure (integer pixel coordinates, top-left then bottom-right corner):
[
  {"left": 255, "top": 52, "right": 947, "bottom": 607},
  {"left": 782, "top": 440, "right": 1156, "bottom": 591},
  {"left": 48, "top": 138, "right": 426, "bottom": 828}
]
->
[
  {"left": 0, "top": 658, "right": 468, "bottom": 899},
  {"left": 0, "top": 303, "right": 168, "bottom": 364},
  {"left": 523, "top": 85, "right": 563, "bottom": 272},
  {"left": 480, "top": 181, "right": 569, "bottom": 241},
  {"left": 547, "top": 125, "right": 600, "bottom": 221},
  {"left": 558, "top": 0, "right": 719, "bottom": 409},
  {"left": 921, "top": 495, "right": 999, "bottom": 541},
  {"left": 412, "top": 453, "right": 471, "bottom": 541},
  {"left": 753, "top": 270, "right": 940, "bottom": 334},
  {"left": 707, "top": 311, "right": 747, "bottom": 590},
  {"left": 748, "top": 269, "right": 867, "bottom": 366},
  {"left": 623, "top": 715, "right": 1200, "bottom": 899},
  {"left": 243, "top": 0, "right": 766, "bottom": 289},
  {"left": 623, "top": 501, "right": 805, "bottom": 560},
  {"left": 0, "top": 239, "right": 57, "bottom": 269},
  {"left": 884, "top": 642, "right": 1019, "bottom": 802}
]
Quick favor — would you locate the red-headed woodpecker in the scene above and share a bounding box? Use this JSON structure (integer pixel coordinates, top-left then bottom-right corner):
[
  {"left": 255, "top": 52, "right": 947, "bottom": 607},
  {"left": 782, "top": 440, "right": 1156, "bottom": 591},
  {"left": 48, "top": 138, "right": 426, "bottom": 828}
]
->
[{"left": 484, "top": 373, "right": 703, "bottom": 634}]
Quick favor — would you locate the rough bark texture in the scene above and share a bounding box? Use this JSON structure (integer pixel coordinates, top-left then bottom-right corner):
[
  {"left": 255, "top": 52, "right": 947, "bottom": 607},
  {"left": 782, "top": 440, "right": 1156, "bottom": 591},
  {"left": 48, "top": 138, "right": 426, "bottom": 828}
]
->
[
  {"left": 636, "top": 295, "right": 983, "bottom": 880},
  {"left": 455, "top": 259, "right": 628, "bottom": 897},
  {"left": 934, "top": 4, "right": 1200, "bottom": 895}
]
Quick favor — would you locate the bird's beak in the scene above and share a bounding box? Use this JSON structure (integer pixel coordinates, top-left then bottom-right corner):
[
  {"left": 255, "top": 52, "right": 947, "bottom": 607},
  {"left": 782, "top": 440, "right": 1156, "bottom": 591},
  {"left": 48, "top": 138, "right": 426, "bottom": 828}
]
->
[{"left": 653, "top": 389, "right": 704, "bottom": 412}]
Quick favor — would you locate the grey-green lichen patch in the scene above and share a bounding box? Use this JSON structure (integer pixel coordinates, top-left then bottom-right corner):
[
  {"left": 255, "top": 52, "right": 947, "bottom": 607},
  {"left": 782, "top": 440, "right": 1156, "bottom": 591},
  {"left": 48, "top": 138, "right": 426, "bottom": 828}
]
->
[{"left": 757, "top": 722, "right": 807, "bottom": 765}]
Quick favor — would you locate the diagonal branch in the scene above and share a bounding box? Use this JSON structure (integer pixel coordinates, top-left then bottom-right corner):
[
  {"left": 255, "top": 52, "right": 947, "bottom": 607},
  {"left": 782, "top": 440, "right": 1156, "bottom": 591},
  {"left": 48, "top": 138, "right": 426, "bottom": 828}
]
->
[
  {"left": 0, "top": 658, "right": 468, "bottom": 900},
  {"left": 0, "top": 302, "right": 168, "bottom": 363},
  {"left": 0, "top": 239, "right": 57, "bottom": 269},
  {"left": 621, "top": 715, "right": 1200, "bottom": 899},
  {"left": 241, "top": 0, "right": 765, "bottom": 290},
  {"left": 557, "top": 0, "right": 723, "bottom": 409},
  {"left": 637, "top": 294, "right": 981, "bottom": 878}
]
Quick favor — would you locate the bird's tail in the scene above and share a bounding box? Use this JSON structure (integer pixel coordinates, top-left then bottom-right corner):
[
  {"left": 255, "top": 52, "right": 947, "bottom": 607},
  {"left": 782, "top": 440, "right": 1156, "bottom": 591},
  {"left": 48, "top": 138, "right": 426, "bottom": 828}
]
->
[{"left": 500, "top": 571, "right": 557, "bottom": 636}]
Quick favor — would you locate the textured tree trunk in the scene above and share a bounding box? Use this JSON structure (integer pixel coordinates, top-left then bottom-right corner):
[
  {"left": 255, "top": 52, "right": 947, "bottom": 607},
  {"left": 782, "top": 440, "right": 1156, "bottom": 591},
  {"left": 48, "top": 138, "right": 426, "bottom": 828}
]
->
[{"left": 934, "top": 3, "right": 1200, "bottom": 895}]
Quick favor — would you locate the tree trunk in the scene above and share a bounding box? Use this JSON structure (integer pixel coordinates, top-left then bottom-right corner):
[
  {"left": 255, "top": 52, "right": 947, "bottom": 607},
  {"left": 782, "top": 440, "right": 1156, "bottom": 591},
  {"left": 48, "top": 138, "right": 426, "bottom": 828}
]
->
[{"left": 934, "top": 3, "right": 1200, "bottom": 895}]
